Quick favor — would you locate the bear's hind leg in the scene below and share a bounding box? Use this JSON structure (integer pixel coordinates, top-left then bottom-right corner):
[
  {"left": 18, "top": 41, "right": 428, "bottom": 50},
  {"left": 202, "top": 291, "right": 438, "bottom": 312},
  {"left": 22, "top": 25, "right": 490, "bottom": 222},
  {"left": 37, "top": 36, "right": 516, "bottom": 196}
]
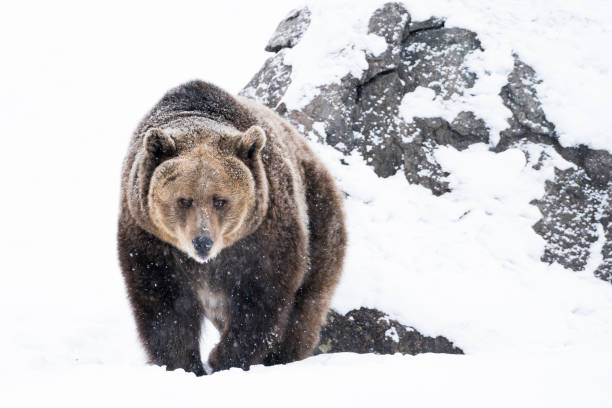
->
[
  {"left": 270, "top": 281, "right": 336, "bottom": 364},
  {"left": 269, "top": 160, "right": 346, "bottom": 364}
]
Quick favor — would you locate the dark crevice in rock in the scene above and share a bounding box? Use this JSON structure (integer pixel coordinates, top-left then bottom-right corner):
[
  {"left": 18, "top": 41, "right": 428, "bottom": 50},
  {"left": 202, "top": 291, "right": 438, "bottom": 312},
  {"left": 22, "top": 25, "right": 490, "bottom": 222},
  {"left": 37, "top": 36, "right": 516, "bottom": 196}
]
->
[
  {"left": 284, "top": 11, "right": 300, "bottom": 22},
  {"left": 355, "top": 67, "right": 398, "bottom": 104},
  {"left": 316, "top": 308, "right": 463, "bottom": 356},
  {"left": 363, "top": 2, "right": 410, "bottom": 83},
  {"left": 403, "top": 16, "right": 446, "bottom": 40}
]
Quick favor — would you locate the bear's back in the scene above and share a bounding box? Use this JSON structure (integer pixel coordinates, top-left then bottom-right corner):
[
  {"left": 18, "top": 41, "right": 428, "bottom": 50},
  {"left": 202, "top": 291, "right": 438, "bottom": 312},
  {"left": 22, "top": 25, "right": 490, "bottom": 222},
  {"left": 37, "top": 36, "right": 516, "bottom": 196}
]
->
[{"left": 139, "top": 80, "right": 256, "bottom": 133}]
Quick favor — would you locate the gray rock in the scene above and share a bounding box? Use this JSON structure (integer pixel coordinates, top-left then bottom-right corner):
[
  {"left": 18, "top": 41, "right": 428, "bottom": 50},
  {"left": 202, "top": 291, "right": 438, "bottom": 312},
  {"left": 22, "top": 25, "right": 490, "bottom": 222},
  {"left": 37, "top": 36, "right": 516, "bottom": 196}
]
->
[
  {"left": 244, "top": 3, "right": 488, "bottom": 185},
  {"left": 498, "top": 54, "right": 612, "bottom": 187},
  {"left": 364, "top": 2, "right": 410, "bottom": 82},
  {"left": 396, "top": 20, "right": 488, "bottom": 194},
  {"left": 403, "top": 113, "right": 489, "bottom": 195},
  {"left": 403, "top": 135, "right": 450, "bottom": 196},
  {"left": 584, "top": 150, "right": 612, "bottom": 187},
  {"left": 561, "top": 145, "right": 612, "bottom": 188},
  {"left": 532, "top": 168, "right": 608, "bottom": 271},
  {"left": 265, "top": 7, "right": 311, "bottom": 53},
  {"left": 242, "top": 2, "right": 612, "bottom": 284},
  {"left": 316, "top": 308, "right": 463, "bottom": 356},
  {"left": 596, "top": 203, "right": 612, "bottom": 283},
  {"left": 400, "top": 27, "right": 481, "bottom": 99},
  {"left": 354, "top": 69, "right": 407, "bottom": 177},
  {"left": 298, "top": 76, "right": 360, "bottom": 149},
  {"left": 242, "top": 51, "right": 292, "bottom": 108},
  {"left": 498, "top": 55, "right": 612, "bottom": 279},
  {"left": 369, "top": 2, "right": 411, "bottom": 44},
  {"left": 497, "top": 55, "right": 556, "bottom": 151}
]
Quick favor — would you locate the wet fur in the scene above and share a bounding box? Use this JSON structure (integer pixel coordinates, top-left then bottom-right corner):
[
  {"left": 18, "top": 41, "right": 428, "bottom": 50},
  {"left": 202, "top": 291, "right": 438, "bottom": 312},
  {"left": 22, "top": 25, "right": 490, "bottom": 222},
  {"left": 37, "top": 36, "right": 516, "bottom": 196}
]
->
[{"left": 118, "top": 80, "right": 346, "bottom": 375}]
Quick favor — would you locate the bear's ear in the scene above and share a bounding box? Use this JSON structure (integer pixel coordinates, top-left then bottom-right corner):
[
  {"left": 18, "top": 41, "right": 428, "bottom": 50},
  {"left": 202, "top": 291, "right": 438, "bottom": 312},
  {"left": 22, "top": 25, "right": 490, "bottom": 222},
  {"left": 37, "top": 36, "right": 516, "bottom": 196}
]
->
[
  {"left": 143, "top": 128, "right": 176, "bottom": 165},
  {"left": 237, "top": 126, "right": 266, "bottom": 161}
]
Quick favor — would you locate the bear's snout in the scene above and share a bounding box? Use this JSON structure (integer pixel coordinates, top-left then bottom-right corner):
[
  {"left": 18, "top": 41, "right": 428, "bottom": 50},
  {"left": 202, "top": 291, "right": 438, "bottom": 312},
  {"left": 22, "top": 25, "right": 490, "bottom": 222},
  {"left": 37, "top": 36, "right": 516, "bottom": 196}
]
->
[{"left": 192, "top": 236, "right": 214, "bottom": 257}]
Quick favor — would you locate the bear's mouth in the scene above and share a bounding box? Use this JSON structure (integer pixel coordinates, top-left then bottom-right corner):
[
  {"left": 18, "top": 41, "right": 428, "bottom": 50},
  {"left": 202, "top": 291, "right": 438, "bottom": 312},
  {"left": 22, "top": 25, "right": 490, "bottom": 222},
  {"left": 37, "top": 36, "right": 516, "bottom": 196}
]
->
[
  {"left": 189, "top": 243, "right": 221, "bottom": 264},
  {"left": 193, "top": 253, "right": 212, "bottom": 264}
]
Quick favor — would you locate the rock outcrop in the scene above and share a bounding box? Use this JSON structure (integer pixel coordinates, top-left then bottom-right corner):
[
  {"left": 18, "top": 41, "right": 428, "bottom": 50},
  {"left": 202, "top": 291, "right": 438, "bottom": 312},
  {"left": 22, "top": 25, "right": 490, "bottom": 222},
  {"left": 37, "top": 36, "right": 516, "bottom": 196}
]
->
[
  {"left": 317, "top": 308, "right": 463, "bottom": 356},
  {"left": 243, "top": 3, "right": 612, "bottom": 356},
  {"left": 244, "top": 3, "right": 612, "bottom": 286}
]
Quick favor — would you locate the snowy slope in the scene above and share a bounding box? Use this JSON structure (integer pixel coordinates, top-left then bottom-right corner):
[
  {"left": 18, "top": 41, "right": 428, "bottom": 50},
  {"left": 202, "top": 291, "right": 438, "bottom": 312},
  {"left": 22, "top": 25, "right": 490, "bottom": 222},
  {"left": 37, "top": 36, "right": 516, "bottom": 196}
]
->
[
  {"left": 1, "top": 1, "right": 612, "bottom": 407},
  {"left": 320, "top": 142, "right": 612, "bottom": 353}
]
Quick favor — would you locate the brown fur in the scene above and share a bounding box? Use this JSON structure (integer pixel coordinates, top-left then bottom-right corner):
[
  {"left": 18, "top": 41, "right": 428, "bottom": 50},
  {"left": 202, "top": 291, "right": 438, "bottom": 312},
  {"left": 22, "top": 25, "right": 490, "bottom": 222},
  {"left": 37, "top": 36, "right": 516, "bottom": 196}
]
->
[{"left": 118, "top": 80, "right": 346, "bottom": 375}]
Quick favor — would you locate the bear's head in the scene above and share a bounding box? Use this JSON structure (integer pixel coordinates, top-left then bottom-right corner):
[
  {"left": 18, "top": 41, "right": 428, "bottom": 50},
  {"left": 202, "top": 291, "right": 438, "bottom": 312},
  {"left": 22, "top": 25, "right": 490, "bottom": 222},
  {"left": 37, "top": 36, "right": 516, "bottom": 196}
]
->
[{"left": 135, "top": 124, "right": 269, "bottom": 263}]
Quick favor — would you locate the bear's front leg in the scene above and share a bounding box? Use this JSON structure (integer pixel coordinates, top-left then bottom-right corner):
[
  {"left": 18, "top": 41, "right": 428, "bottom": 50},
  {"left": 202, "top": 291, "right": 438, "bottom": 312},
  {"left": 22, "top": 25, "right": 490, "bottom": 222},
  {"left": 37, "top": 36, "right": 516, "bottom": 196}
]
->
[
  {"left": 133, "top": 286, "right": 206, "bottom": 376},
  {"left": 207, "top": 281, "right": 293, "bottom": 372},
  {"left": 119, "top": 228, "right": 206, "bottom": 376}
]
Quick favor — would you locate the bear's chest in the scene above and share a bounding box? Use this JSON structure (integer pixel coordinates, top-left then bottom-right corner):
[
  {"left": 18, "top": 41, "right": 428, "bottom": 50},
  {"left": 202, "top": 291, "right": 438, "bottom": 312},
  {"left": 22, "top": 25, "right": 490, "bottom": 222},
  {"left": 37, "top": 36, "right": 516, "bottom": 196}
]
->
[{"left": 197, "top": 281, "right": 228, "bottom": 332}]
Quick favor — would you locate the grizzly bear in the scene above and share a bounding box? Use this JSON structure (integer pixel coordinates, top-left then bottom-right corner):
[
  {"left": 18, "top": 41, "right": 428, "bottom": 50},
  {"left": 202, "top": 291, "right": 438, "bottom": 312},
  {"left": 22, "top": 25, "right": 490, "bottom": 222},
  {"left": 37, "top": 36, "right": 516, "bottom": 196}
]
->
[{"left": 118, "top": 80, "right": 346, "bottom": 375}]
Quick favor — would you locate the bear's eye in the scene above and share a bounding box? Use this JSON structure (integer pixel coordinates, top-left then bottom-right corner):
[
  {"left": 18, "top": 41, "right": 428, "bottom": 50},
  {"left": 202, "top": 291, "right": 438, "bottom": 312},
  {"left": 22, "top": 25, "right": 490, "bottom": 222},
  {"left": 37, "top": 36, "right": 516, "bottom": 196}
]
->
[
  {"left": 213, "top": 197, "right": 226, "bottom": 209},
  {"left": 177, "top": 198, "right": 193, "bottom": 209}
]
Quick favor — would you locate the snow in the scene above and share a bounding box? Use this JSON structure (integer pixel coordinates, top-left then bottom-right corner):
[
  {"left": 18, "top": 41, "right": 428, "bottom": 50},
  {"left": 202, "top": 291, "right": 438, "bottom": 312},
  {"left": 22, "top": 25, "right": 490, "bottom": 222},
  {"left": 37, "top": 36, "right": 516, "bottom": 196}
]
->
[
  {"left": 281, "top": 1, "right": 388, "bottom": 110},
  {"left": 311, "top": 141, "right": 612, "bottom": 354},
  {"left": 282, "top": 0, "right": 612, "bottom": 151},
  {"left": 399, "top": 79, "right": 512, "bottom": 147},
  {"left": 399, "top": 0, "right": 612, "bottom": 151},
  {"left": 385, "top": 327, "right": 400, "bottom": 342},
  {"left": 5, "top": 352, "right": 612, "bottom": 407},
  {"left": 1, "top": 0, "right": 612, "bottom": 407}
]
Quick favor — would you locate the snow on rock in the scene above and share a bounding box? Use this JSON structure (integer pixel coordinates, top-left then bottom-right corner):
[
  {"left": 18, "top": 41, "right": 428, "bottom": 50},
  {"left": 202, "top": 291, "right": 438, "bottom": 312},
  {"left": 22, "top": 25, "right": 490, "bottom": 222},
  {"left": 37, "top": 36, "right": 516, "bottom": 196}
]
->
[
  {"left": 401, "top": 0, "right": 612, "bottom": 154},
  {"left": 311, "top": 140, "right": 612, "bottom": 353},
  {"left": 385, "top": 326, "right": 399, "bottom": 342},
  {"left": 243, "top": 0, "right": 612, "bottom": 289},
  {"left": 280, "top": 2, "right": 388, "bottom": 110},
  {"left": 264, "top": 7, "right": 312, "bottom": 53}
]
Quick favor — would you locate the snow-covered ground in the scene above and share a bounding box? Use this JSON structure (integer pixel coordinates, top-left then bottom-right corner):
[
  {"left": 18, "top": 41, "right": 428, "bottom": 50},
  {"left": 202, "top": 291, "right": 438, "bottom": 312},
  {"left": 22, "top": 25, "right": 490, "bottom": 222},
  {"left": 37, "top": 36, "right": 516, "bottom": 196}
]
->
[
  {"left": 6, "top": 352, "right": 612, "bottom": 407},
  {"left": 1, "top": 1, "right": 612, "bottom": 407}
]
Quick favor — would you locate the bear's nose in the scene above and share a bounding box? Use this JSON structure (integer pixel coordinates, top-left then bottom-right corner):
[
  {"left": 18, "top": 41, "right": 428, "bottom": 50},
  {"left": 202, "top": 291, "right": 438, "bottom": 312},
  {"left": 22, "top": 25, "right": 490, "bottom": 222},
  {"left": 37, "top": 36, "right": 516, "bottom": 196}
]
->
[{"left": 192, "top": 236, "right": 214, "bottom": 257}]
